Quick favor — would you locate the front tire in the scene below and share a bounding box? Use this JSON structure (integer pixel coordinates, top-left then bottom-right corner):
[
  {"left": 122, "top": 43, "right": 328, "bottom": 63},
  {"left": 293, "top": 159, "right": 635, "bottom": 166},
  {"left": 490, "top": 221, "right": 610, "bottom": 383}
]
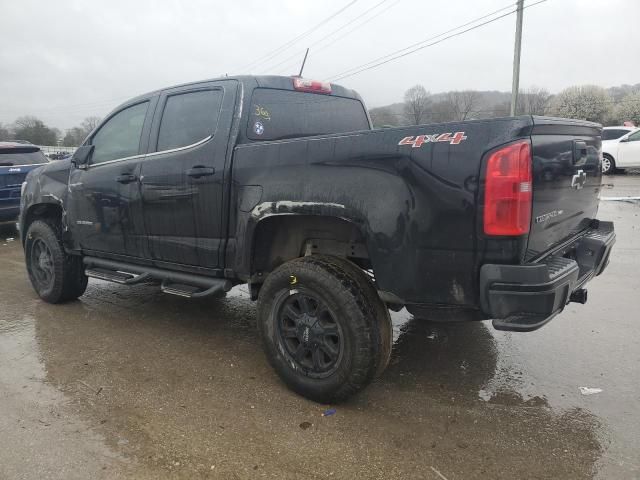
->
[
  {"left": 602, "top": 154, "right": 615, "bottom": 175},
  {"left": 25, "top": 220, "right": 88, "bottom": 303},
  {"left": 257, "top": 256, "right": 387, "bottom": 403}
]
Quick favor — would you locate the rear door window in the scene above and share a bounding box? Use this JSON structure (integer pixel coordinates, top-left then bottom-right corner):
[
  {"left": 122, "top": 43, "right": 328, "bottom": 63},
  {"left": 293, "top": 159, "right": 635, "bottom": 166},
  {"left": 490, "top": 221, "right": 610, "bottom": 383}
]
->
[
  {"left": 91, "top": 102, "right": 149, "bottom": 164},
  {"left": 247, "top": 88, "right": 369, "bottom": 141},
  {"left": 156, "top": 89, "right": 224, "bottom": 151}
]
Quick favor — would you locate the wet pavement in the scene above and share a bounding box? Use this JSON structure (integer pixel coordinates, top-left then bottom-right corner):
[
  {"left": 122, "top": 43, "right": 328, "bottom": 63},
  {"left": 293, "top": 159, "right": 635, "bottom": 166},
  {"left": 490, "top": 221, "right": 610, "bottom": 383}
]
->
[{"left": 1, "top": 175, "right": 639, "bottom": 479}]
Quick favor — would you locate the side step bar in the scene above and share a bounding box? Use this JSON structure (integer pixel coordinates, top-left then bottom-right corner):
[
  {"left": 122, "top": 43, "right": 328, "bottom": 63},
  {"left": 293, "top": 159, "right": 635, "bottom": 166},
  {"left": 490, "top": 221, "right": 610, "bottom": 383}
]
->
[
  {"left": 85, "top": 268, "right": 151, "bottom": 285},
  {"left": 83, "top": 257, "right": 232, "bottom": 298},
  {"left": 160, "top": 280, "right": 227, "bottom": 298}
]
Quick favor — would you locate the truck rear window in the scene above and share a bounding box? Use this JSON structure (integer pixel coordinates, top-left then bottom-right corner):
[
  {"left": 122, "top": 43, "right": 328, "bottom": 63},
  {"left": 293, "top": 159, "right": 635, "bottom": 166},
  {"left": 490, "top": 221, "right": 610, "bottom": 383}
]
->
[
  {"left": 247, "top": 88, "right": 369, "bottom": 141},
  {"left": 0, "top": 150, "right": 49, "bottom": 166}
]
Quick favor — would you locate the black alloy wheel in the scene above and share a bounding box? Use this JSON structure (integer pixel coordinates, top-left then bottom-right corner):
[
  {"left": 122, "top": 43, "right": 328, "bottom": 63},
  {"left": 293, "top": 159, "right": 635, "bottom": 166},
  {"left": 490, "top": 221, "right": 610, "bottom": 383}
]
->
[
  {"left": 276, "top": 290, "right": 343, "bottom": 378},
  {"left": 29, "top": 238, "right": 55, "bottom": 291}
]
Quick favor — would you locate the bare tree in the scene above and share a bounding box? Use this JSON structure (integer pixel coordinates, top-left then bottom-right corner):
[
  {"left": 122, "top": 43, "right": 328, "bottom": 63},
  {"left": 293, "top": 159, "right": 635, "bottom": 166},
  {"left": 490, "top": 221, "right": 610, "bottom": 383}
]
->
[
  {"left": 81, "top": 116, "right": 101, "bottom": 134},
  {"left": 14, "top": 116, "right": 39, "bottom": 130},
  {"left": 369, "top": 106, "right": 401, "bottom": 128},
  {"left": 12, "top": 116, "right": 59, "bottom": 145},
  {"left": 431, "top": 100, "right": 455, "bottom": 123},
  {"left": 446, "top": 90, "right": 479, "bottom": 121},
  {"left": 63, "top": 127, "right": 87, "bottom": 147},
  {"left": 62, "top": 116, "right": 103, "bottom": 147},
  {"left": 0, "top": 122, "right": 11, "bottom": 141},
  {"left": 518, "top": 86, "right": 550, "bottom": 115},
  {"left": 403, "top": 85, "right": 432, "bottom": 125}
]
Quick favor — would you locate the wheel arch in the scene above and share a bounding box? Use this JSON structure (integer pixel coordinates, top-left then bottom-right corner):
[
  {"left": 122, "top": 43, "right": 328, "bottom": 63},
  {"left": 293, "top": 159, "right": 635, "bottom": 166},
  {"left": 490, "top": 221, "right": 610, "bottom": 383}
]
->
[
  {"left": 22, "top": 202, "right": 64, "bottom": 244},
  {"left": 248, "top": 214, "right": 372, "bottom": 281}
]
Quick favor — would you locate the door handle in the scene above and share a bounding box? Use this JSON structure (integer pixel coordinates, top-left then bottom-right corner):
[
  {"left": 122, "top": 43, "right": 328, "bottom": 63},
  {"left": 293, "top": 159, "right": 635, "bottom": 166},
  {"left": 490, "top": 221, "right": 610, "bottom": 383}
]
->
[
  {"left": 116, "top": 173, "right": 138, "bottom": 184},
  {"left": 186, "top": 166, "right": 215, "bottom": 178}
]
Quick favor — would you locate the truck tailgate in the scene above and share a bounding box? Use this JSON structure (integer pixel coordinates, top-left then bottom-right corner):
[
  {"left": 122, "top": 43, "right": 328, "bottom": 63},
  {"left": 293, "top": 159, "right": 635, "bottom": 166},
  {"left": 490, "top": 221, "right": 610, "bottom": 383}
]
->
[{"left": 526, "top": 117, "right": 602, "bottom": 259}]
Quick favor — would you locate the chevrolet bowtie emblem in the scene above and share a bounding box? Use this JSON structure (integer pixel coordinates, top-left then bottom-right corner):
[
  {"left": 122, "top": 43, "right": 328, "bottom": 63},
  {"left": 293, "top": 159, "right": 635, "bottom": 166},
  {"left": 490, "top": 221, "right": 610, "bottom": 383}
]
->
[{"left": 571, "top": 169, "right": 587, "bottom": 190}]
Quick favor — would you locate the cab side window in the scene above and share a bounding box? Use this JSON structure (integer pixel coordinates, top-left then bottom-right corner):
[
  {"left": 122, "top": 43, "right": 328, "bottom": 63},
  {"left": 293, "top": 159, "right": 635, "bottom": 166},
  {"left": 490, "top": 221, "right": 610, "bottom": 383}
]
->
[
  {"left": 156, "top": 90, "right": 223, "bottom": 151},
  {"left": 91, "top": 102, "right": 149, "bottom": 164}
]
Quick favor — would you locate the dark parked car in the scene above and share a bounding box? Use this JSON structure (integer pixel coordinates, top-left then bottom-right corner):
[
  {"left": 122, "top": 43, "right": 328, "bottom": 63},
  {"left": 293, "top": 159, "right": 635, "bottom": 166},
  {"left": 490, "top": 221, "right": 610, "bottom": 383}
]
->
[
  {"left": 0, "top": 142, "right": 48, "bottom": 222},
  {"left": 19, "top": 75, "right": 615, "bottom": 402}
]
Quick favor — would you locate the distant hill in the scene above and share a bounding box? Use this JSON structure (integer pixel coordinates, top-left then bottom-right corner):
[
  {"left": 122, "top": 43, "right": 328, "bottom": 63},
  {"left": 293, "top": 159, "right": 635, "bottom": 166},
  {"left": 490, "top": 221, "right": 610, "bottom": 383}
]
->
[{"left": 369, "top": 84, "right": 640, "bottom": 127}]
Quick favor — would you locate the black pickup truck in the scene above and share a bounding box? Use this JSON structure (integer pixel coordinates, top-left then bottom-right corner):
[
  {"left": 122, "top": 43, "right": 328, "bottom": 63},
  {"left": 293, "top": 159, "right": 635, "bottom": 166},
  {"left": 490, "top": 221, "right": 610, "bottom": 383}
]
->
[{"left": 20, "top": 75, "right": 615, "bottom": 402}]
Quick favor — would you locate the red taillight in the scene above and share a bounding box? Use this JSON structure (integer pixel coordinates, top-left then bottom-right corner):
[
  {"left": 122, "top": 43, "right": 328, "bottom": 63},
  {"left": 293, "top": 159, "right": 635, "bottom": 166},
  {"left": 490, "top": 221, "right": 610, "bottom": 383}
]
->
[
  {"left": 483, "top": 140, "right": 532, "bottom": 236},
  {"left": 292, "top": 77, "right": 332, "bottom": 94}
]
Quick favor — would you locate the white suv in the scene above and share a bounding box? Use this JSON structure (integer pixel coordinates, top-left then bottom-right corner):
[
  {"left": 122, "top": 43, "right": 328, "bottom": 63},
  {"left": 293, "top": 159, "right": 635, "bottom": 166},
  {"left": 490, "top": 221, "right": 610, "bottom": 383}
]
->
[{"left": 601, "top": 126, "right": 640, "bottom": 174}]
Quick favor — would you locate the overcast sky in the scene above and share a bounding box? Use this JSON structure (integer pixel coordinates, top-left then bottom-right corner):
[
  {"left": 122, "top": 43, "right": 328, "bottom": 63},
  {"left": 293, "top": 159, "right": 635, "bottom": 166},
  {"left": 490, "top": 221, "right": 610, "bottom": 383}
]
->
[{"left": 1, "top": 0, "right": 638, "bottom": 131}]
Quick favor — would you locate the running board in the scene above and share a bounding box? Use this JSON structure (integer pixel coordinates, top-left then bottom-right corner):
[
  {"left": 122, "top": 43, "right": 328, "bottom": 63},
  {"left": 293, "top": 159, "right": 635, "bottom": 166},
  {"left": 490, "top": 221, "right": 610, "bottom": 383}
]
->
[
  {"left": 83, "top": 257, "right": 232, "bottom": 298},
  {"left": 85, "top": 268, "right": 151, "bottom": 285},
  {"left": 160, "top": 280, "right": 228, "bottom": 298}
]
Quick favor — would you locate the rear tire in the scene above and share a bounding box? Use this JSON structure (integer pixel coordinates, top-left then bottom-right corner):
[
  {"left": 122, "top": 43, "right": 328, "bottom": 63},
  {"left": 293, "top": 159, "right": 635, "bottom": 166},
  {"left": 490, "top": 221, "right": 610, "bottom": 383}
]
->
[
  {"left": 311, "top": 255, "right": 393, "bottom": 377},
  {"left": 257, "top": 256, "right": 387, "bottom": 403},
  {"left": 602, "top": 154, "right": 615, "bottom": 175},
  {"left": 25, "top": 220, "right": 88, "bottom": 303}
]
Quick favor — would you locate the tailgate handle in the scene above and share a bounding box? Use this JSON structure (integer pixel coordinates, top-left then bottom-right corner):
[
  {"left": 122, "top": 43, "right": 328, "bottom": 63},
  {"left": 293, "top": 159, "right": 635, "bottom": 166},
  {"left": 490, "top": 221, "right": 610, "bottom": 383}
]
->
[{"left": 573, "top": 140, "right": 587, "bottom": 165}]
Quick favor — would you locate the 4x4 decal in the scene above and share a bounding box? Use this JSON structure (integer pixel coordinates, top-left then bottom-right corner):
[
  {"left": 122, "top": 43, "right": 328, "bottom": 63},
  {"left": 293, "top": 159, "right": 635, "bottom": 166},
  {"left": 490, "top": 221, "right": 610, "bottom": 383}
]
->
[{"left": 398, "top": 131, "right": 467, "bottom": 148}]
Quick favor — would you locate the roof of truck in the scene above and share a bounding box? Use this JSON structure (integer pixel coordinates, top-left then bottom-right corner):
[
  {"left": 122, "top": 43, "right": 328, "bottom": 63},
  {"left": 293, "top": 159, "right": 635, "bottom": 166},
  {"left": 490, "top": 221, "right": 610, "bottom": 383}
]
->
[{"left": 115, "top": 75, "right": 361, "bottom": 114}]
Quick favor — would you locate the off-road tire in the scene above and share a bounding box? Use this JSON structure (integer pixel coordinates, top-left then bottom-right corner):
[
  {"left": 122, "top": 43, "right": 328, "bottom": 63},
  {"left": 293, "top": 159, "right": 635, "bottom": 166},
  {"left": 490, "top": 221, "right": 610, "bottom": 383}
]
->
[
  {"left": 311, "top": 255, "right": 393, "bottom": 377},
  {"left": 25, "top": 220, "right": 88, "bottom": 303},
  {"left": 257, "top": 255, "right": 385, "bottom": 403}
]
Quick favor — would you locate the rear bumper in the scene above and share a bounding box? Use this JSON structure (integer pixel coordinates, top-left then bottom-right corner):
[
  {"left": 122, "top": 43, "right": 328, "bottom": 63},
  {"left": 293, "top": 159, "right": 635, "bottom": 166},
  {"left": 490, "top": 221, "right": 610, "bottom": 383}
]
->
[{"left": 480, "top": 221, "right": 615, "bottom": 332}]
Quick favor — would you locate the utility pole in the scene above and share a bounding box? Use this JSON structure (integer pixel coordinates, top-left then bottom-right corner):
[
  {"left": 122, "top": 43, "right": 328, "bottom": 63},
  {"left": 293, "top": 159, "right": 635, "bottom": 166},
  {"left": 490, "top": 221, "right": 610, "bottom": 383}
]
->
[{"left": 510, "top": 0, "right": 524, "bottom": 116}]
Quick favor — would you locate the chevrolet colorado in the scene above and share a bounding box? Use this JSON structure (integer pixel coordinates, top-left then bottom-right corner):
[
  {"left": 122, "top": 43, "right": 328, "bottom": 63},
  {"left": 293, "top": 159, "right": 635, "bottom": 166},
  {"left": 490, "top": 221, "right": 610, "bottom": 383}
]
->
[{"left": 20, "top": 76, "right": 615, "bottom": 402}]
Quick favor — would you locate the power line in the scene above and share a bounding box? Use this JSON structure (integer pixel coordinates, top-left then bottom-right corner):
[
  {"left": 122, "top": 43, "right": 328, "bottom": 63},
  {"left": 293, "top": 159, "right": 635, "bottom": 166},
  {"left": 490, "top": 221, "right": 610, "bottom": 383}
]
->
[
  {"left": 307, "top": 0, "right": 403, "bottom": 56},
  {"left": 325, "top": 0, "right": 549, "bottom": 83},
  {"left": 271, "top": 0, "right": 404, "bottom": 76},
  {"left": 324, "top": 1, "right": 517, "bottom": 81},
  {"left": 234, "top": 0, "right": 359, "bottom": 74},
  {"left": 263, "top": 0, "right": 395, "bottom": 74}
]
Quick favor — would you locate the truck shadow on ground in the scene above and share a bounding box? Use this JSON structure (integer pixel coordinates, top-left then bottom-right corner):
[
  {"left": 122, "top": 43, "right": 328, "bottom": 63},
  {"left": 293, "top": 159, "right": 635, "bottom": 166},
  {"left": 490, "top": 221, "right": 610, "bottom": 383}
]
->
[{"left": 29, "top": 280, "right": 603, "bottom": 479}]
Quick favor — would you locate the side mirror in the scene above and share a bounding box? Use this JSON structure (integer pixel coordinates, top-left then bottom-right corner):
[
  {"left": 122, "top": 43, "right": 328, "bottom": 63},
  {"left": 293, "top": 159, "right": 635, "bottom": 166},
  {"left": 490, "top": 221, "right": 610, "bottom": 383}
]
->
[{"left": 71, "top": 145, "right": 94, "bottom": 168}]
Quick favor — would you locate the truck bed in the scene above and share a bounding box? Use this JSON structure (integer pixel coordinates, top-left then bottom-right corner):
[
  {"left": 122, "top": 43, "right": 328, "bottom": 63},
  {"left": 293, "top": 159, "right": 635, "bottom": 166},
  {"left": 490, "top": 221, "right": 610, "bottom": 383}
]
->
[{"left": 232, "top": 115, "right": 600, "bottom": 308}]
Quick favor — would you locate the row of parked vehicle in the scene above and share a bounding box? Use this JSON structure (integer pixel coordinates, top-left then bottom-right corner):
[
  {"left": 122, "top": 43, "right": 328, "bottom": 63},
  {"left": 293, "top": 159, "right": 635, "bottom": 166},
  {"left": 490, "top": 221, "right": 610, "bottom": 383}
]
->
[
  {"left": 601, "top": 126, "right": 640, "bottom": 174},
  {"left": 0, "top": 142, "right": 50, "bottom": 222}
]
